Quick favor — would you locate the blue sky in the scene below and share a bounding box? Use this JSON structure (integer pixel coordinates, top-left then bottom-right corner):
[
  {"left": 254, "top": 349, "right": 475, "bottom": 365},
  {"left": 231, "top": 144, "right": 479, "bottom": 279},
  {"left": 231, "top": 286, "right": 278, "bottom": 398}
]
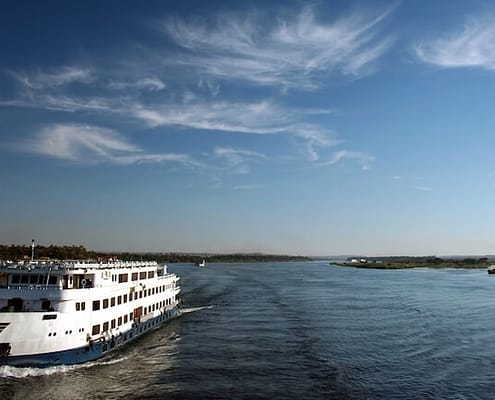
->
[{"left": 2, "top": 0, "right": 495, "bottom": 256}]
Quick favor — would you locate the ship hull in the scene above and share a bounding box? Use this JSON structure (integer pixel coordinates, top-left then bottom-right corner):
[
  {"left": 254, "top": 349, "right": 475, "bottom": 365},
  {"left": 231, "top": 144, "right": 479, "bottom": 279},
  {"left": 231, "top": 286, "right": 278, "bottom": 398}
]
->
[{"left": 1, "top": 306, "right": 180, "bottom": 367}]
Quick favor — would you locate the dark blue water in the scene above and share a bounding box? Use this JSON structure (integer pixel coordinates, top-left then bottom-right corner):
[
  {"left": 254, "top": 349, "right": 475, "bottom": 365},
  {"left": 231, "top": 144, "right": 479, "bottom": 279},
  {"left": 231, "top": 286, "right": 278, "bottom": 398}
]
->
[{"left": 2, "top": 262, "right": 495, "bottom": 399}]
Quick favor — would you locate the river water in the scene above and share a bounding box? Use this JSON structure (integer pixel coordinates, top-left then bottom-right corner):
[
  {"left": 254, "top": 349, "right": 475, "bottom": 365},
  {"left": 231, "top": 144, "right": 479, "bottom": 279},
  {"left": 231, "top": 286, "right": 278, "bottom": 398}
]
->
[{"left": 2, "top": 262, "right": 495, "bottom": 399}]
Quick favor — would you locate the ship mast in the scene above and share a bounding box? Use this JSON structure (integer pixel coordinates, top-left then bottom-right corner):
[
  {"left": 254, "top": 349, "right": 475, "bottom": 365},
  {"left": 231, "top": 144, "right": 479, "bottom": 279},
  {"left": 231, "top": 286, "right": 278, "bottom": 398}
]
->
[{"left": 31, "top": 239, "right": 35, "bottom": 261}]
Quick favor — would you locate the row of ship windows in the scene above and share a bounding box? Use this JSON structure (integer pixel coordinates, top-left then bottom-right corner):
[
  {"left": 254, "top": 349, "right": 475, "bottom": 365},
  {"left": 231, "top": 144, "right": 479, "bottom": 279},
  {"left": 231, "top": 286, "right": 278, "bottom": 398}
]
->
[
  {"left": 47, "top": 328, "right": 85, "bottom": 337},
  {"left": 113, "top": 271, "right": 155, "bottom": 283},
  {"left": 10, "top": 274, "right": 58, "bottom": 285},
  {"left": 75, "top": 284, "right": 175, "bottom": 311},
  {"left": 91, "top": 300, "right": 172, "bottom": 335}
]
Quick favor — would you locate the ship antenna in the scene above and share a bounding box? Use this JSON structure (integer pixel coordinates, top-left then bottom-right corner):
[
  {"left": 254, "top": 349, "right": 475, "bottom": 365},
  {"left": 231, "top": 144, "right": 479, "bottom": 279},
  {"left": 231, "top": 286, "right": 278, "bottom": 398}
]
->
[{"left": 31, "top": 239, "right": 35, "bottom": 261}]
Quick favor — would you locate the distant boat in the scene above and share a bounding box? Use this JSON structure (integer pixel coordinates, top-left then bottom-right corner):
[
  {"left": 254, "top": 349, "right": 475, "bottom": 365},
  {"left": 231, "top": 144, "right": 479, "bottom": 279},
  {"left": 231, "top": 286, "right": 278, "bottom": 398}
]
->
[
  {"left": 196, "top": 259, "right": 206, "bottom": 268},
  {"left": 488, "top": 265, "right": 495, "bottom": 274}
]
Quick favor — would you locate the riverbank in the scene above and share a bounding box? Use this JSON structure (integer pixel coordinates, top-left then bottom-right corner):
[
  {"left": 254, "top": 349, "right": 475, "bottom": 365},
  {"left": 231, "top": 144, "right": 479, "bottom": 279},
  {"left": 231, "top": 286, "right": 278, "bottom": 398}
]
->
[{"left": 333, "top": 261, "right": 492, "bottom": 269}]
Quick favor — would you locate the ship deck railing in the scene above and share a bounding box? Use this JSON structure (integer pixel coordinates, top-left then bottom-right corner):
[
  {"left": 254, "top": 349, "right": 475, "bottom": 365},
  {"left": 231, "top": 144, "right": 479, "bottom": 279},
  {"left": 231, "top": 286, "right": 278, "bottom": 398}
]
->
[{"left": 0, "top": 260, "right": 160, "bottom": 271}]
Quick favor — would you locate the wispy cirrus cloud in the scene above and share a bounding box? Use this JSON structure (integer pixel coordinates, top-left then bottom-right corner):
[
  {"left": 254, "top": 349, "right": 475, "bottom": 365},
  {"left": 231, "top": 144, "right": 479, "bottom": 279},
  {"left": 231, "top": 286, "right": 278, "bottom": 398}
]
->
[
  {"left": 21, "top": 123, "right": 195, "bottom": 166},
  {"left": 322, "top": 150, "right": 375, "bottom": 170},
  {"left": 415, "top": 17, "right": 495, "bottom": 70},
  {"left": 214, "top": 146, "right": 266, "bottom": 174},
  {"left": 160, "top": 5, "right": 394, "bottom": 89},
  {"left": 108, "top": 77, "right": 166, "bottom": 91},
  {"left": 11, "top": 66, "right": 93, "bottom": 89}
]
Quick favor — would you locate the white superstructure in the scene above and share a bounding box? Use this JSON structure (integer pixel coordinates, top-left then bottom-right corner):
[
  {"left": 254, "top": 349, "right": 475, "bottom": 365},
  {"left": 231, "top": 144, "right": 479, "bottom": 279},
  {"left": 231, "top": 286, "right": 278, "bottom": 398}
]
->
[{"left": 0, "top": 259, "right": 181, "bottom": 366}]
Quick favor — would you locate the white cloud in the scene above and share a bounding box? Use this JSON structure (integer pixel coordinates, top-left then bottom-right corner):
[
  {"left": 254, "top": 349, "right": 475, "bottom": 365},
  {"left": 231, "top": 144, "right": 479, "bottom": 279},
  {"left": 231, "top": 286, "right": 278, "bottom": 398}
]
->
[
  {"left": 214, "top": 146, "right": 266, "bottom": 174},
  {"left": 12, "top": 66, "right": 93, "bottom": 89},
  {"left": 22, "top": 123, "right": 195, "bottom": 166},
  {"left": 160, "top": 5, "right": 394, "bottom": 89},
  {"left": 108, "top": 77, "right": 166, "bottom": 91},
  {"left": 415, "top": 18, "right": 495, "bottom": 70},
  {"left": 323, "top": 150, "right": 375, "bottom": 170}
]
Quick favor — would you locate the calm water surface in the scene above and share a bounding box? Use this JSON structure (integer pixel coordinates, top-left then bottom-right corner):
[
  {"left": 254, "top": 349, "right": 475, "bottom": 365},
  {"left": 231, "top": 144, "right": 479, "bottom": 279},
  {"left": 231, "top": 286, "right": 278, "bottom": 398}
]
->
[{"left": 2, "top": 262, "right": 495, "bottom": 399}]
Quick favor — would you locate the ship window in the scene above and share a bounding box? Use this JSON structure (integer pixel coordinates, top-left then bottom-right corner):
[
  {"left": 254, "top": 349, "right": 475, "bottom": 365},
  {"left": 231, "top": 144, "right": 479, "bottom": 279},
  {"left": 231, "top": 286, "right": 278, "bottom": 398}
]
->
[
  {"left": 131, "top": 272, "right": 138, "bottom": 281},
  {"left": 76, "top": 302, "right": 80, "bottom": 311},
  {"left": 139, "top": 291, "right": 143, "bottom": 299},
  {"left": 117, "top": 296, "right": 122, "bottom": 305},
  {"left": 20, "top": 275, "right": 29, "bottom": 284},
  {"left": 124, "top": 314, "right": 128, "bottom": 323},
  {"left": 11, "top": 275, "right": 20, "bottom": 284},
  {"left": 130, "top": 312, "right": 133, "bottom": 320},
  {"left": 119, "top": 273, "right": 128, "bottom": 283},
  {"left": 42, "top": 314, "right": 57, "bottom": 320},
  {"left": 118, "top": 317, "right": 122, "bottom": 326},
  {"left": 103, "top": 322, "right": 109, "bottom": 331},
  {"left": 111, "top": 319, "right": 116, "bottom": 329},
  {"left": 48, "top": 276, "right": 57, "bottom": 285},
  {"left": 93, "top": 300, "right": 100, "bottom": 311},
  {"left": 140, "top": 271, "right": 147, "bottom": 280},
  {"left": 134, "top": 292, "right": 138, "bottom": 300},
  {"left": 81, "top": 302, "right": 86, "bottom": 311},
  {"left": 29, "top": 275, "right": 39, "bottom": 284},
  {"left": 148, "top": 289, "right": 151, "bottom": 296},
  {"left": 41, "top": 300, "right": 51, "bottom": 311},
  {"left": 103, "top": 299, "right": 109, "bottom": 309},
  {"left": 92, "top": 324, "right": 100, "bottom": 335},
  {"left": 111, "top": 297, "right": 115, "bottom": 307},
  {"left": 102, "top": 343, "right": 108, "bottom": 352},
  {"left": 148, "top": 271, "right": 154, "bottom": 279},
  {"left": 144, "top": 307, "right": 147, "bottom": 314},
  {"left": 123, "top": 294, "right": 128, "bottom": 303}
]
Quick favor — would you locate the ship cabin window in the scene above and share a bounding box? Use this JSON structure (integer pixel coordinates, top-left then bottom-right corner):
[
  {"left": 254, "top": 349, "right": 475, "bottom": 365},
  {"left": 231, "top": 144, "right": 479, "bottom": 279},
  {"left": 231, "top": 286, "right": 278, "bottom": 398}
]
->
[
  {"left": 7, "top": 298, "right": 23, "bottom": 312},
  {"left": 119, "top": 273, "right": 128, "bottom": 283},
  {"left": 131, "top": 272, "right": 138, "bottom": 281},
  {"left": 140, "top": 271, "right": 147, "bottom": 280},
  {"left": 81, "top": 302, "right": 86, "bottom": 311},
  {"left": 103, "top": 321, "right": 109, "bottom": 331},
  {"left": 123, "top": 294, "right": 128, "bottom": 303},
  {"left": 76, "top": 302, "right": 80, "bottom": 311},
  {"left": 111, "top": 297, "right": 115, "bottom": 307},
  {"left": 111, "top": 319, "right": 116, "bottom": 329},
  {"left": 41, "top": 300, "right": 51, "bottom": 311},
  {"left": 148, "top": 271, "right": 154, "bottom": 279},
  {"left": 92, "top": 324, "right": 100, "bottom": 335},
  {"left": 139, "top": 291, "right": 143, "bottom": 299},
  {"left": 93, "top": 300, "right": 100, "bottom": 311},
  {"left": 48, "top": 276, "right": 57, "bottom": 285},
  {"left": 117, "top": 295, "right": 122, "bottom": 305},
  {"left": 20, "top": 275, "right": 29, "bottom": 284},
  {"left": 130, "top": 312, "right": 133, "bottom": 320},
  {"left": 148, "top": 289, "right": 151, "bottom": 296},
  {"left": 11, "top": 275, "right": 20, "bottom": 284},
  {"left": 103, "top": 299, "right": 109, "bottom": 309},
  {"left": 124, "top": 314, "right": 128, "bottom": 323},
  {"left": 134, "top": 292, "right": 138, "bottom": 300},
  {"left": 118, "top": 316, "right": 122, "bottom": 326}
]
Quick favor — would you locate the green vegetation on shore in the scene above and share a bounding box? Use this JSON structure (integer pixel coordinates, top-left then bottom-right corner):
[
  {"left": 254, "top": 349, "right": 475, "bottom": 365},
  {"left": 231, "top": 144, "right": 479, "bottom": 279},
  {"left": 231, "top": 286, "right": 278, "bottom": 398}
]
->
[
  {"left": 334, "top": 256, "right": 493, "bottom": 269},
  {"left": 0, "top": 244, "right": 311, "bottom": 264}
]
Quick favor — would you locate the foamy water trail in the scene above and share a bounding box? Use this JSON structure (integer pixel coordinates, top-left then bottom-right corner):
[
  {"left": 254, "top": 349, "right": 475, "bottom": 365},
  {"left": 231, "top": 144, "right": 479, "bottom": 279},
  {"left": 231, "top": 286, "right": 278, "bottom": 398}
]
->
[
  {"left": 0, "top": 354, "right": 130, "bottom": 378},
  {"left": 181, "top": 305, "right": 214, "bottom": 314}
]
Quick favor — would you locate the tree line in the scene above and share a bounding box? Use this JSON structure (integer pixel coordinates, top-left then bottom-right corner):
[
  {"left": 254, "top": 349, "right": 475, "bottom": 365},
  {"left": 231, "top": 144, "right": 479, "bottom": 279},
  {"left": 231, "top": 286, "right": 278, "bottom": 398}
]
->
[{"left": 0, "top": 244, "right": 311, "bottom": 264}]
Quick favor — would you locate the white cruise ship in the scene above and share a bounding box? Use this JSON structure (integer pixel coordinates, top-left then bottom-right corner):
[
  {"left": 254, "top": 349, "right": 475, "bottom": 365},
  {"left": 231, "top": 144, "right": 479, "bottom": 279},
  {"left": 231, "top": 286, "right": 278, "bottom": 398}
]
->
[{"left": 0, "top": 259, "right": 181, "bottom": 367}]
